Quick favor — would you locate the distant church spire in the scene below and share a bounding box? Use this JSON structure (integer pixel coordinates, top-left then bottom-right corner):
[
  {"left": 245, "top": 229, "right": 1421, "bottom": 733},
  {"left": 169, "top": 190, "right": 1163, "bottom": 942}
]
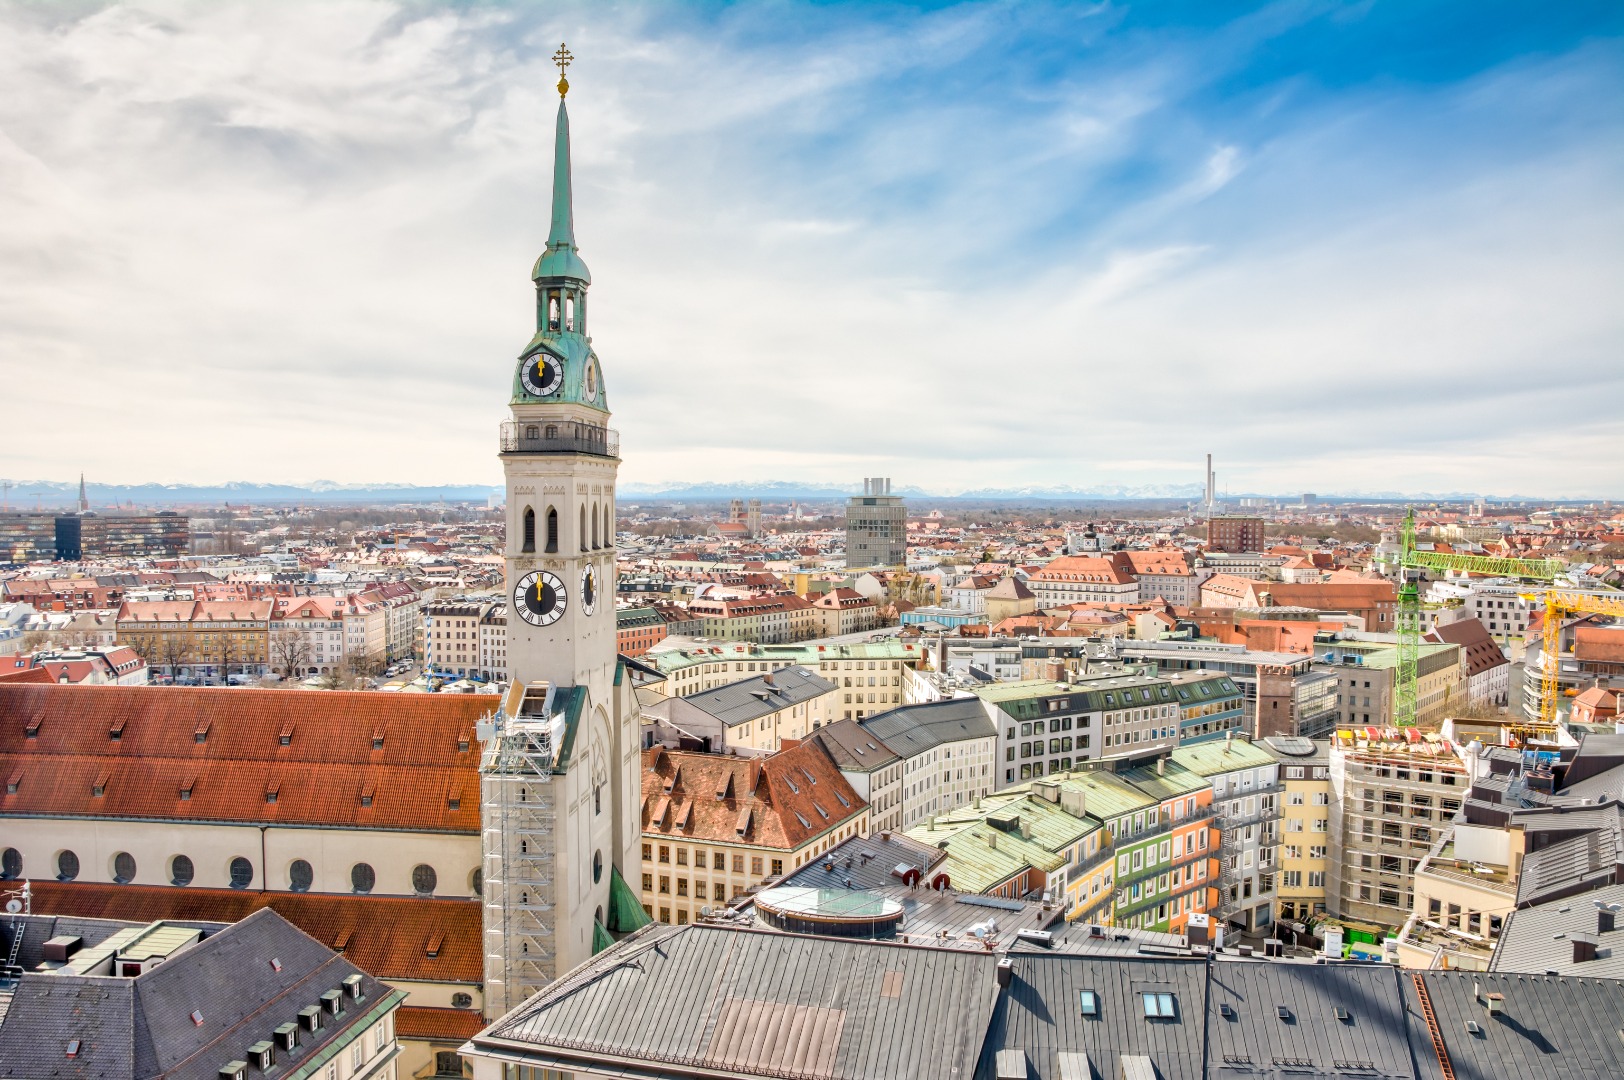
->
[
  {"left": 77, "top": 473, "right": 88, "bottom": 514},
  {"left": 533, "top": 43, "right": 590, "bottom": 286}
]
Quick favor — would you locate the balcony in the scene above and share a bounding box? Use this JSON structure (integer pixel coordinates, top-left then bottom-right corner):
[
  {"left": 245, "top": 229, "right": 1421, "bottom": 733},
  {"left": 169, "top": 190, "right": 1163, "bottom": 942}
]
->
[{"left": 500, "top": 420, "right": 619, "bottom": 458}]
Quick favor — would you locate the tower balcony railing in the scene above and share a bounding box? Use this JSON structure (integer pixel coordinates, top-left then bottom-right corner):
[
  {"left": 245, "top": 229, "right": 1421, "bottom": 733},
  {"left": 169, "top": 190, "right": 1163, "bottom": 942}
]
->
[{"left": 500, "top": 420, "right": 619, "bottom": 458}]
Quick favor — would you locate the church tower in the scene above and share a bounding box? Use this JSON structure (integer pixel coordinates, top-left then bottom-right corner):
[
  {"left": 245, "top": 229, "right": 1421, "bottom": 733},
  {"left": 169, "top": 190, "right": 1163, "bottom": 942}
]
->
[{"left": 481, "top": 47, "right": 645, "bottom": 1018}]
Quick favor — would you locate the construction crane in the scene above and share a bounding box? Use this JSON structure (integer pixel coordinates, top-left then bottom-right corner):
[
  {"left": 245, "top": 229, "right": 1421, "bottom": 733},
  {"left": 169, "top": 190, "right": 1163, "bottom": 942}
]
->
[
  {"left": 1394, "top": 508, "right": 1562, "bottom": 727},
  {"left": 1519, "top": 589, "right": 1624, "bottom": 726}
]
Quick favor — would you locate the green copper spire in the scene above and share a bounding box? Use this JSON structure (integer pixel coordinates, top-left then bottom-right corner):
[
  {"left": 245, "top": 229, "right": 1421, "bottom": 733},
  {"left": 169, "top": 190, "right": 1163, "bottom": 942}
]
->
[{"left": 532, "top": 53, "right": 591, "bottom": 285}]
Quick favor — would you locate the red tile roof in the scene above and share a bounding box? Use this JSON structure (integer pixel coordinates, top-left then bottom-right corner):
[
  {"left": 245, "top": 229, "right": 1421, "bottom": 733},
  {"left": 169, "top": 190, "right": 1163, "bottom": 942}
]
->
[
  {"left": 0, "top": 685, "right": 487, "bottom": 831},
  {"left": 641, "top": 742, "right": 866, "bottom": 852},
  {"left": 0, "top": 667, "right": 52, "bottom": 684},
  {"left": 395, "top": 1006, "right": 486, "bottom": 1042},
  {"left": 24, "top": 880, "right": 480, "bottom": 983}
]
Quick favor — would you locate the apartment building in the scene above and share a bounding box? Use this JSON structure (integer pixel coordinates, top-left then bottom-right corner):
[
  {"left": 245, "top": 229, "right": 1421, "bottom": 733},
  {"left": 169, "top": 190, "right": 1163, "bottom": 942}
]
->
[
  {"left": 1111, "top": 760, "right": 1222, "bottom": 934},
  {"left": 912, "top": 782, "right": 1102, "bottom": 901},
  {"left": 685, "top": 591, "right": 819, "bottom": 644},
  {"left": 615, "top": 605, "right": 668, "bottom": 656},
  {"left": 1327, "top": 730, "right": 1468, "bottom": 928},
  {"left": 859, "top": 698, "right": 996, "bottom": 829},
  {"left": 1121, "top": 550, "right": 1208, "bottom": 606},
  {"left": 1119, "top": 641, "right": 1341, "bottom": 739},
  {"left": 1257, "top": 735, "right": 1332, "bottom": 927},
  {"left": 811, "top": 587, "right": 883, "bottom": 636},
  {"left": 116, "top": 598, "right": 273, "bottom": 682},
  {"left": 643, "top": 666, "right": 839, "bottom": 754},
  {"left": 477, "top": 603, "right": 507, "bottom": 681},
  {"left": 1172, "top": 735, "right": 1281, "bottom": 933},
  {"left": 1318, "top": 640, "right": 1463, "bottom": 728},
  {"left": 1166, "top": 670, "right": 1247, "bottom": 743},
  {"left": 648, "top": 640, "right": 924, "bottom": 722},
  {"left": 1025, "top": 555, "right": 1139, "bottom": 607},
  {"left": 422, "top": 599, "right": 492, "bottom": 678},
  {"left": 638, "top": 743, "right": 870, "bottom": 925},
  {"left": 977, "top": 674, "right": 1181, "bottom": 787},
  {"left": 1393, "top": 820, "right": 1517, "bottom": 971},
  {"left": 1466, "top": 583, "right": 1536, "bottom": 638},
  {"left": 802, "top": 718, "right": 905, "bottom": 832},
  {"left": 1426, "top": 616, "right": 1510, "bottom": 708},
  {"left": 1206, "top": 515, "right": 1265, "bottom": 554}
]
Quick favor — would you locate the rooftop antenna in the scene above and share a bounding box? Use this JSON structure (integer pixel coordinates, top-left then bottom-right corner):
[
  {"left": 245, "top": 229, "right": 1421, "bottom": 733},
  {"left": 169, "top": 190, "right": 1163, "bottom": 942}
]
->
[{"left": 0, "top": 478, "right": 11, "bottom": 512}]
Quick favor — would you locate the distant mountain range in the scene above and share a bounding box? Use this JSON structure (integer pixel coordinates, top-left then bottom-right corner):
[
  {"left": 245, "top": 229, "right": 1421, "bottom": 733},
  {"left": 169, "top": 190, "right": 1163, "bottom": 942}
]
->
[{"left": 0, "top": 477, "right": 1575, "bottom": 509}]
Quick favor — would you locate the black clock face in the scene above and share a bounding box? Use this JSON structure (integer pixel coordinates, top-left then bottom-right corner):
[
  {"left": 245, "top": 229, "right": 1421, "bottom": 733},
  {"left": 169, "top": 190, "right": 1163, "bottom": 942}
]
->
[
  {"left": 519, "top": 353, "right": 564, "bottom": 397},
  {"left": 515, "top": 570, "right": 567, "bottom": 626},
  {"left": 580, "top": 565, "right": 598, "bottom": 616}
]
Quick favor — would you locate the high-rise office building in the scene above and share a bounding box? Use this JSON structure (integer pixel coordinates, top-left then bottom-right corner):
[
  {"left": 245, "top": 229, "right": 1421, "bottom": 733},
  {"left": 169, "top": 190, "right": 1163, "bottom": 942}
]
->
[{"left": 845, "top": 477, "right": 906, "bottom": 568}]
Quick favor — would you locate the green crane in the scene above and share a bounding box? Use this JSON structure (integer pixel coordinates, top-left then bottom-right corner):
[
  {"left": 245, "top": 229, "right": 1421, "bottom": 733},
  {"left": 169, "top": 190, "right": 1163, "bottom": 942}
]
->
[{"left": 1393, "top": 508, "right": 1562, "bottom": 726}]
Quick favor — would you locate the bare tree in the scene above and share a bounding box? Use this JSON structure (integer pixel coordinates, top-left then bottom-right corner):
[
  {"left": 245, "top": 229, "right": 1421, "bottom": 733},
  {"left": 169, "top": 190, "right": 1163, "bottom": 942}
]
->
[
  {"left": 158, "top": 634, "right": 197, "bottom": 682},
  {"left": 269, "top": 629, "right": 311, "bottom": 678}
]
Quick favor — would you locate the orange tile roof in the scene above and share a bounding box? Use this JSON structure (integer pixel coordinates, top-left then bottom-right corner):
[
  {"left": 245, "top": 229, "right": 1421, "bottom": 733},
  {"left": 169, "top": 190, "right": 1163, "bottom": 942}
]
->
[
  {"left": 24, "top": 880, "right": 480, "bottom": 983},
  {"left": 395, "top": 1006, "right": 486, "bottom": 1041},
  {"left": 0, "top": 667, "right": 52, "bottom": 684},
  {"left": 0, "top": 685, "right": 487, "bottom": 831},
  {"left": 641, "top": 742, "right": 866, "bottom": 851}
]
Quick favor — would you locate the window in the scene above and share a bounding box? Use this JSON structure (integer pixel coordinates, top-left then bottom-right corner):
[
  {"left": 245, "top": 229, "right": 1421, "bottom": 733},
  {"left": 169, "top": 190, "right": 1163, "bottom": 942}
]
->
[
  {"left": 351, "top": 862, "right": 376, "bottom": 894},
  {"left": 1079, "top": 990, "right": 1099, "bottom": 1016},
  {"left": 229, "top": 857, "right": 254, "bottom": 889},
  {"left": 521, "top": 507, "right": 535, "bottom": 553},
  {"left": 545, "top": 507, "right": 559, "bottom": 553},
  {"left": 1142, "top": 992, "right": 1176, "bottom": 1018},
  {"left": 412, "top": 863, "right": 438, "bottom": 896},
  {"left": 289, "top": 859, "right": 314, "bottom": 892}
]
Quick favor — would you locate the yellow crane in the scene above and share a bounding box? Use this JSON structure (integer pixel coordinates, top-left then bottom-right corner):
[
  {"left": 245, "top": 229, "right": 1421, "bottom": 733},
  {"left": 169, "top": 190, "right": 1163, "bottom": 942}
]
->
[{"left": 1520, "top": 589, "right": 1624, "bottom": 725}]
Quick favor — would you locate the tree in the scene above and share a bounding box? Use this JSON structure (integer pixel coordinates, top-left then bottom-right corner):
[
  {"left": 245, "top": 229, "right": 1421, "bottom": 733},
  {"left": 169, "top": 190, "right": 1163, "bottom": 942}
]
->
[
  {"left": 158, "top": 634, "right": 198, "bottom": 681},
  {"left": 269, "top": 629, "right": 311, "bottom": 678}
]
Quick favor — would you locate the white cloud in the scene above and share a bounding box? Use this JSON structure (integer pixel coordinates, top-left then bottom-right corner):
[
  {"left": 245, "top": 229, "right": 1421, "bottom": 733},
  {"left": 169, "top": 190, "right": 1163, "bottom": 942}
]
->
[{"left": 0, "top": 2, "right": 1619, "bottom": 498}]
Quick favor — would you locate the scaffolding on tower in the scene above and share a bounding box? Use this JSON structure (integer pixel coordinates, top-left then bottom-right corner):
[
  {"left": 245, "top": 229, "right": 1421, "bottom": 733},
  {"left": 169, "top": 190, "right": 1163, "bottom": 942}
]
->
[{"left": 478, "top": 683, "right": 563, "bottom": 1017}]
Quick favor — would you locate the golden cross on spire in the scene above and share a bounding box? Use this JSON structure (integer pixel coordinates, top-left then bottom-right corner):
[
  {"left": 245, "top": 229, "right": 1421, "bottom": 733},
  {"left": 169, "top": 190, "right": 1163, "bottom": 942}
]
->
[{"left": 552, "top": 42, "right": 573, "bottom": 98}]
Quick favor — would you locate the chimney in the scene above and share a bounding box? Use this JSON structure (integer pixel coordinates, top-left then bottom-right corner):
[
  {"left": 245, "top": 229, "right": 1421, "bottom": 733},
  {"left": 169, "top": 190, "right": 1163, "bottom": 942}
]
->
[
  {"left": 1572, "top": 936, "right": 1597, "bottom": 964},
  {"left": 1156, "top": 758, "right": 1166, "bottom": 776},
  {"left": 995, "top": 958, "right": 1014, "bottom": 988},
  {"left": 1485, "top": 992, "right": 1505, "bottom": 1016}
]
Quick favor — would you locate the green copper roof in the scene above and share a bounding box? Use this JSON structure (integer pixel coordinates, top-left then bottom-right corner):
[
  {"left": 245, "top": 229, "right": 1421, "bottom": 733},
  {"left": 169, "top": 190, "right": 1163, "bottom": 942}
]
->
[
  {"left": 591, "top": 918, "right": 614, "bottom": 955},
  {"left": 1171, "top": 736, "right": 1278, "bottom": 777},
  {"left": 533, "top": 98, "right": 591, "bottom": 284},
  {"left": 605, "top": 865, "right": 653, "bottom": 934}
]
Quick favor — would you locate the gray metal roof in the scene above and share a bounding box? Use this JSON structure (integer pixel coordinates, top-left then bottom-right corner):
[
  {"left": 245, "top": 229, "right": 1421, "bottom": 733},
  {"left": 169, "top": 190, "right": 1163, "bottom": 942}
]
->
[
  {"left": 1204, "top": 961, "right": 1415, "bottom": 1078},
  {"left": 861, "top": 698, "right": 997, "bottom": 757},
  {"left": 1516, "top": 827, "right": 1622, "bottom": 906},
  {"left": 0, "top": 908, "right": 396, "bottom": 1080},
  {"left": 779, "top": 832, "right": 945, "bottom": 891},
  {"left": 806, "top": 718, "right": 902, "bottom": 775},
  {"left": 977, "top": 954, "right": 1208, "bottom": 1080},
  {"left": 683, "top": 666, "right": 838, "bottom": 728},
  {"left": 1493, "top": 882, "right": 1624, "bottom": 979},
  {"left": 479, "top": 923, "right": 999, "bottom": 1080},
  {"left": 1408, "top": 970, "right": 1624, "bottom": 1080}
]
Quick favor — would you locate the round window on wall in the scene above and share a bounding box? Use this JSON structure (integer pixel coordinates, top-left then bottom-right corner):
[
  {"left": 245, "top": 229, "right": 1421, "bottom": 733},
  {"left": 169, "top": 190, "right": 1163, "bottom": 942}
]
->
[
  {"left": 289, "top": 860, "right": 314, "bottom": 892},
  {"left": 228, "top": 857, "right": 254, "bottom": 890},
  {"left": 451, "top": 992, "right": 473, "bottom": 1010},
  {"left": 412, "top": 864, "right": 437, "bottom": 897},
  {"left": 170, "top": 855, "right": 194, "bottom": 887},
  {"left": 592, "top": 850, "right": 603, "bottom": 884},
  {"left": 57, "top": 850, "right": 80, "bottom": 882},
  {"left": 0, "top": 848, "right": 21, "bottom": 880},
  {"left": 471, "top": 868, "right": 484, "bottom": 897},
  {"left": 352, "top": 862, "right": 376, "bottom": 894},
  {"left": 112, "top": 851, "right": 137, "bottom": 884}
]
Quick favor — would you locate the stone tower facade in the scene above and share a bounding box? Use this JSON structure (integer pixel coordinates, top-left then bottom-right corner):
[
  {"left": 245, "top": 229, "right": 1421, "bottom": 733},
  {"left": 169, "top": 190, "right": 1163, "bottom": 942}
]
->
[{"left": 480, "top": 69, "right": 644, "bottom": 1019}]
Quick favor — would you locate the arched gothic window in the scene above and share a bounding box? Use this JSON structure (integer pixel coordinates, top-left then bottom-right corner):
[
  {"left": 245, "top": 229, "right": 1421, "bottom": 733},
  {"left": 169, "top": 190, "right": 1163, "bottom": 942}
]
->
[
  {"left": 522, "top": 507, "right": 535, "bottom": 553},
  {"left": 545, "top": 507, "right": 559, "bottom": 553}
]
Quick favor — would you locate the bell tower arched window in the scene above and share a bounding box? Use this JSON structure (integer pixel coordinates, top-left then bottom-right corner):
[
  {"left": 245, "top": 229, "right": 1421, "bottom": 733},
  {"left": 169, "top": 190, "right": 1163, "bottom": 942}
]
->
[
  {"left": 548, "top": 291, "right": 562, "bottom": 331},
  {"left": 521, "top": 507, "right": 535, "bottom": 553},
  {"left": 591, "top": 503, "right": 600, "bottom": 549},
  {"left": 545, "top": 507, "right": 559, "bottom": 553},
  {"left": 580, "top": 506, "right": 588, "bottom": 552}
]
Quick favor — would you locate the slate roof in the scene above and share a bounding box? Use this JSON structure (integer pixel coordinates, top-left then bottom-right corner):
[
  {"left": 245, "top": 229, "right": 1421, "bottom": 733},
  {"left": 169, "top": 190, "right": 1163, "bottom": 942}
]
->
[
  {"left": 778, "top": 832, "right": 944, "bottom": 891},
  {"left": 0, "top": 908, "right": 401, "bottom": 1080},
  {"left": 0, "top": 684, "right": 488, "bottom": 832},
  {"left": 476, "top": 923, "right": 999, "bottom": 1080},
  {"left": 860, "top": 697, "right": 997, "bottom": 756},
  {"left": 976, "top": 953, "right": 1208, "bottom": 1080},
  {"left": 1493, "top": 882, "right": 1624, "bottom": 979},
  {"left": 683, "top": 666, "right": 837, "bottom": 728},
  {"left": 804, "top": 718, "right": 902, "bottom": 775},
  {"left": 1408, "top": 970, "right": 1624, "bottom": 1080},
  {"left": 1424, "top": 617, "right": 1508, "bottom": 678},
  {"left": 23, "top": 881, "right": 482, "bottom": 984}
]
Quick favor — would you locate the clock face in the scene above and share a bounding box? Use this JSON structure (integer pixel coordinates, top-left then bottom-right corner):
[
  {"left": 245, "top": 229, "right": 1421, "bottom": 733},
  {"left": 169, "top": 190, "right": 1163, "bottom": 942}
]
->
[
  {"left": 519, "top": 352, "right": 564, "bottom": 397},
  {"left": 514, "top": 570, "right": 567, "bottom": 626},
  {"left": 580, "top": 565, "right": 598, "bottom": 616}
]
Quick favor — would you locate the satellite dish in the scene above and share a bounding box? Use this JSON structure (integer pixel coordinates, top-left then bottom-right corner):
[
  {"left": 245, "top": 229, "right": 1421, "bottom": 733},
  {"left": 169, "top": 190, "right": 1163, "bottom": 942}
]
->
[
  {"left": 4, "top": 899, "right": 21, "bottom": 913},
  {"left": 699, "top": 906, "right": 713, "bottom": 918}
]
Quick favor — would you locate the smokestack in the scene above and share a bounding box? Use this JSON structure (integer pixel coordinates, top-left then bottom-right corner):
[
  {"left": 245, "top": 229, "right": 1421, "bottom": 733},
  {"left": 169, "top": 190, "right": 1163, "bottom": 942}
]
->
[{"left": 1205, "top": 454, "right": 1214, "bottom": 508}]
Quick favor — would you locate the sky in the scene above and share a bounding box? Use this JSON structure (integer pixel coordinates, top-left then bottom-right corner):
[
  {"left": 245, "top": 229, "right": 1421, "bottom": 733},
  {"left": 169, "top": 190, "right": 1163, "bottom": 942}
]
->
[{"left": 1, "top": 0, "right": 1621, "bottom": 499}]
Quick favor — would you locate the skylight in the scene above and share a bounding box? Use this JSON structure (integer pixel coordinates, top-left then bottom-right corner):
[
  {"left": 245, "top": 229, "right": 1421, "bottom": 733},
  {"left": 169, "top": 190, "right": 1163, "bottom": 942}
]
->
[
  {"left": 1078, "top": 990, "right": 1099, "bottom": 1016},
  {"left": 1142, "top": 992, "right": 1176, "bottom": 1019}
]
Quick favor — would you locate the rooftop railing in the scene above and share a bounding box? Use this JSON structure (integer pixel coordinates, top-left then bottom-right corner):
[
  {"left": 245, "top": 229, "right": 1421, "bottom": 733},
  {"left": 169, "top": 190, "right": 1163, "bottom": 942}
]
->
[{"left": 499, "top": 420, "right": 619, "bottom": 458}]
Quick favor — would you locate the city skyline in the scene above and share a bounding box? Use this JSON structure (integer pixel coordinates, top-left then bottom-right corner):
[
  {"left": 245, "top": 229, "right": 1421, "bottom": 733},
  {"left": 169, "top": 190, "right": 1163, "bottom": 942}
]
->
[{"left": 2, "top": 2, "right": 1621, "bottom": 495}]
